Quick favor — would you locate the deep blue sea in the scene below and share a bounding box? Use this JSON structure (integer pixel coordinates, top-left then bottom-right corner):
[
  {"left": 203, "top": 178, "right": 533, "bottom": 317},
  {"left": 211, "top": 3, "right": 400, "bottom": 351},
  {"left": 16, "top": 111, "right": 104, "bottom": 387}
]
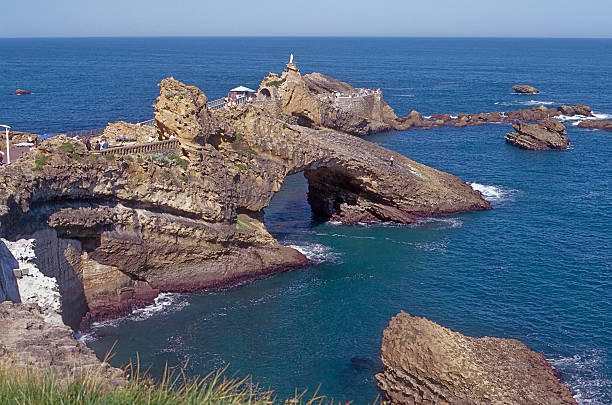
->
[{"left": 1, "top": 38, "right": 610, "bottom": 404}]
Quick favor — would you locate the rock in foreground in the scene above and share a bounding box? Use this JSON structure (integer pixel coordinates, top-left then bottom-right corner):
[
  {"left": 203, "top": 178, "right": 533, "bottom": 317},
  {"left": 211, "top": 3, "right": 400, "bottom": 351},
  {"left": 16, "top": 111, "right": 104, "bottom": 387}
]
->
[
  {"left": 376, "top": 312, "right": 576, "bottom": 405},
  {"left": 505, "top": 118, "right": 569, "bottom": 150},
  {"left": 512, "top": 84, "right": 540, "bottom": 94},
  {"left": 0, "top": 301, "right": 124, "bottom": 386},
  {"left": 577, "top": 119, "right": 612, "bottom": 132}
]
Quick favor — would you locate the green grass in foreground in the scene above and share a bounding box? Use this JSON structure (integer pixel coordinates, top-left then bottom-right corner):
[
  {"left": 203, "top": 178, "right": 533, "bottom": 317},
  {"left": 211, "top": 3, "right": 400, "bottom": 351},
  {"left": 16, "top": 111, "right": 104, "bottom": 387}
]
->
[{"left": 0, "top": 358, "right": 354, "bottom": 405}]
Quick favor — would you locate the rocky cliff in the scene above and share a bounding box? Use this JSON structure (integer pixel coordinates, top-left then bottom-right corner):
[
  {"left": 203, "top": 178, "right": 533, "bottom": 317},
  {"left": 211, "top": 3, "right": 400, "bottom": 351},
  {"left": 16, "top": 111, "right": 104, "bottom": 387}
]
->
[
  {"left": 0, "top": 73, "right": 488, "bottom": 324},
  {"left": 376, "top": 312, "right": 576, "bottom": 405}
]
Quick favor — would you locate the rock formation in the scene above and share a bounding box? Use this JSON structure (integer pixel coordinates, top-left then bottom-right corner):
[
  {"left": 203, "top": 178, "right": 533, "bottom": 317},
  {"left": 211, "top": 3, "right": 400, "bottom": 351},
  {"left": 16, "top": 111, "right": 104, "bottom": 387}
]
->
[
  {"left": 558, "top": 104, "right": 594, "bottom": 117},
  {"left": 512, "top": 84, "right": 540, "bottom": 94},
  {"left": 577, "top": 119, "right": 612, "bottom": 132},
  {"left": 15, "top": 89, "right": 31, "bottom": 95},
  {"left": 0, "top": 301, "right": 124, "bottom": 386},
  {"left": 0, "top": 240, "right": 21, "bottom": 303},
  {"left": 376, "top": 312, "right": 576, "bottom": 405},
  {"left": 505, "top": 118, "right": 569, "bottom": 150},
  {"left": 0, "top": 71, "right": 489, "bottom": 323},
  {"left": 258, "top": 64, "right": 407, "bottom": 136}
]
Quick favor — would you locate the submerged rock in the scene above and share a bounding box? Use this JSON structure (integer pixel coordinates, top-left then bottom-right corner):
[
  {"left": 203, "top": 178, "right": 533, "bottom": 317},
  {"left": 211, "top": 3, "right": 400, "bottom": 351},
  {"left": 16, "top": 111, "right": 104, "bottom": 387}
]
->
[
  {"left": 505, "top": 118, "right": 569, "bottom": 150},
  {"left": 376, "top": 311, "right": 576, "bottom": 405},
  {"left": 14, "top": 89, "right": 31, "bottom": 95},
  {"left": 577, "top": 119, "right": 612, "bottom": 132},
  {"left": 512, "top": 84, "right": 540, "bottom": 94}
]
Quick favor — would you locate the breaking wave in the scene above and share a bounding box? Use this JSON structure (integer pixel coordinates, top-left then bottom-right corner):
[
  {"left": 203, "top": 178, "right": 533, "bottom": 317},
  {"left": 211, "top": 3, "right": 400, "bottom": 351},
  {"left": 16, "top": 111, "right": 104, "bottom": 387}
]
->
[
  {"left": 470, "top": 183, "right": 516, "bottom": 204},
  {"left": 78, "top": 293, "right": 190, "bottom": 342},
  {"left": 288, "top": 242, "right": 341, "bottom": 264}
]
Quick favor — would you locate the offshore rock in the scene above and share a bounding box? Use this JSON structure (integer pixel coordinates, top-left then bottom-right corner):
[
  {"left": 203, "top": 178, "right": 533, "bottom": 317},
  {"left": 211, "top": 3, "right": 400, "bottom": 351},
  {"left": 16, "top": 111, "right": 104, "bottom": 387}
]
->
[
  {"left": 558, "top": 104, "right": 594, "bottom": 117},
  {"left": 376, "top": 312, "right": 576, "bottom": 405},
  {"left": 15, "top": 89, "right": 32, "bottom": 95},
  {"left": 512, "top": 84, "right": 540, "bottom": 94},
  {"left": 505, "top": 118, "right": 569, "bottom": 150},
  {"left": 577, "top": 119, "right": 612, "bottom": 132},
  {"left": 259, "top": 66, "right": 405, "bottom": 135},
  {"left": 0, "top": 301, "right": 124, "bottom": 386}
]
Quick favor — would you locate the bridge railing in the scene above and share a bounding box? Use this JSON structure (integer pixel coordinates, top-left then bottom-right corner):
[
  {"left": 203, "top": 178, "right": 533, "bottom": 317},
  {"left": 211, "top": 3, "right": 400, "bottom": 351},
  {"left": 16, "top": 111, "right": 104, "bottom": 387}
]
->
[
  {"left": 207, "top": 95, "right": 248, "bottom": 110},
  {"left": 93, "top": 139, "right": 180, "bottom": 156}
]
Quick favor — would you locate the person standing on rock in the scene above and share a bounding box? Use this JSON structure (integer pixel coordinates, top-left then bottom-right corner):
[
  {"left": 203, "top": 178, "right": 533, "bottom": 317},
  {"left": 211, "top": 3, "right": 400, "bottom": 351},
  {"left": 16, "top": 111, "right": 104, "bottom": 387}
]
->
[
  {"left": 85, "top": 138, "right": 91, "bottom": 151},
  {"left": 0, "top": 150, "right": 4, "bottom": 165},
  {"left": 390, "top": 156, "right": 394, "bottom": 167}
]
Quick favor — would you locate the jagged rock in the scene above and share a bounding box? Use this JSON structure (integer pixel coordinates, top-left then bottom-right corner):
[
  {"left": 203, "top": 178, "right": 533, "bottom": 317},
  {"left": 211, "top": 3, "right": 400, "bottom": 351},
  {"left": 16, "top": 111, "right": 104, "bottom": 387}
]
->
[
  {"left": 505, "top": 118, "right": 569, "bottom": 150},
  {"left": 558, "top": 104, "right": 594, "bottom": 117},
  {"left": 0, "top": 301, "right": 124, "bottom": 386},
  {"left": 15, "top": 89, "right": 31, "bottom": 95},
  {"left": 376, "top": 312, "right": 576, "bottom": 405},
  {"left": 577, "top": 119, "right": 612, "bottom": 132},
  {"left": 512, "top": 84, "right": 540, "bottom": 94},
  {"left": 102, "top": 121, "right": 156, "bottom": 145}
]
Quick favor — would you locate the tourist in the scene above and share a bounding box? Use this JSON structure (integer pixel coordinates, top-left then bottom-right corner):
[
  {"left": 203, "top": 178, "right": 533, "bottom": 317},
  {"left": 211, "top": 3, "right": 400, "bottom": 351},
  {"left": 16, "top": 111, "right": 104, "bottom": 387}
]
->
[
  {"left": 390, "top": 156, "right": 394, "bottom": 167},
  {"left": 147, "top": 136, "right": 154, "bottom": 143},
  {"left": 94, "top": 141, "right": 101, "bottom": 151},
  {"left": 102, "top": 139, "right": 109, "bottom": 149},
  {"left": 0, "top": 150, "right": 4, "bottom": 165},
  {"left": 85, "top": 138, "right": 91, "bottom": 151}
]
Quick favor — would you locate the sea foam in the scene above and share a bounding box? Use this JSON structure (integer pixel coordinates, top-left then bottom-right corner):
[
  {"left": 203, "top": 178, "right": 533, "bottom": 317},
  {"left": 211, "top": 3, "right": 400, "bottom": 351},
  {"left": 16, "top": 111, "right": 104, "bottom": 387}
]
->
[
  {"left": 470, "top": 183, "right": 515, "bottom": 204},
  {"left": 288, "top": 242, "right": 341, "bottom": 264}
]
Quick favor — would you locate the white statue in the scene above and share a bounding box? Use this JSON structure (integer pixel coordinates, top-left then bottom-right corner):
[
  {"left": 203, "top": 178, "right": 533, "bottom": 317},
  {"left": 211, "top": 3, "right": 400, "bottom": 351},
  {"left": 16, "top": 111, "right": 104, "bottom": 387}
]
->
[{"left": 289, "top": 53, "right": 294, "bottom": 63}]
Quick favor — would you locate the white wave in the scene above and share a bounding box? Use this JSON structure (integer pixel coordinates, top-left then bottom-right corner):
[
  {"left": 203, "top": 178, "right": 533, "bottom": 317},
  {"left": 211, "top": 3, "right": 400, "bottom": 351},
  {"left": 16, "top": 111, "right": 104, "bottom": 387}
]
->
[
  {"left": 548, "top": 351, "right": 611, "bottom": 405},
  {"left": 526, "top": 100, "right": 556, "bottom": 105},
  {"left": 414, "top": 217, "right": 463, "bottom": 229},
  {"left": 556, "top": 111, "right": 612, "bottom": 124},
  {"left": 288, "top": 242, "right": 340, "bottom": 264},
  {"left": 470, "top": 183, "right": 515, "bottom": 203},
  {"left": 78, "top": 293, "right": 190, "bottom": 341},
  {"left": 327, "top": 220, "right": 342, "bottom": 226}
]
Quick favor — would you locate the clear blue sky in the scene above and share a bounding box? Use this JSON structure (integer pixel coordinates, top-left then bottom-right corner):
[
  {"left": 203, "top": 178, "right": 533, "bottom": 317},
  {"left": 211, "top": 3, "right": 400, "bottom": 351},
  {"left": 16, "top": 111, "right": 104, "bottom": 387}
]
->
[{"left": 2, "top": 0, "right": 612, "bottom": 38}]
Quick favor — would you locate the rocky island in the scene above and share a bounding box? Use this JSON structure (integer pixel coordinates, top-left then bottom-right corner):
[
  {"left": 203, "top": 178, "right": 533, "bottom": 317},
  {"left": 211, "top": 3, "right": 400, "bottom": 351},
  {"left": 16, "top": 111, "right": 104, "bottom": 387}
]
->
[{"left": 376, "top": 312, "right": 577, "bottom": 405}]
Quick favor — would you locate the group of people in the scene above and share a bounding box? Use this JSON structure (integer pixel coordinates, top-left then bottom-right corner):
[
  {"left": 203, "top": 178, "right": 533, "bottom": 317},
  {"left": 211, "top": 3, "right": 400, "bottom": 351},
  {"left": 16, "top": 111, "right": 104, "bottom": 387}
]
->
[{"left": 84, "top": 137, "right": 108, "bottom": 151}]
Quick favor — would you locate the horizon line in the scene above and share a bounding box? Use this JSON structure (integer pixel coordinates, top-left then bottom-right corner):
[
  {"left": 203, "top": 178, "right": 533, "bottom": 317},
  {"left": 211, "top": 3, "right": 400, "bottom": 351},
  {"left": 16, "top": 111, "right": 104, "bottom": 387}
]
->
[{"left": 1, "top": 35, "right": 612, "bottom": 40}]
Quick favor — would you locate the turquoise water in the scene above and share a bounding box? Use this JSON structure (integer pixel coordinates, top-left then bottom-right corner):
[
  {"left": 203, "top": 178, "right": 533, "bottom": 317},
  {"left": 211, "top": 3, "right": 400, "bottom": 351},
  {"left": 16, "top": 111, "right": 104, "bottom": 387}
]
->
[{"left": 1, "top": 38, "right": 610, "bottom": 403}]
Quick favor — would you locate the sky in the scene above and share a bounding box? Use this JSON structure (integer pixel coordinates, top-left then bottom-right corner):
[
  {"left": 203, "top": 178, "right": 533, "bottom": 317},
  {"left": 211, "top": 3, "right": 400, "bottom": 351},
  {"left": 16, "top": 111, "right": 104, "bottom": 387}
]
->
[{"left": 2, "top": 0, "right": 612, "bottom": 38}]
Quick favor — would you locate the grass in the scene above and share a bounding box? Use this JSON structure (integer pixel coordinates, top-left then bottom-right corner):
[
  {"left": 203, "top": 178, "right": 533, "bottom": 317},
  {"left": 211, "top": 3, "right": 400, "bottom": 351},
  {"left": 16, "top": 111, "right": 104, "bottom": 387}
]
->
[
  {"left": 32, "top": 155, "right": 50, "bottom": 171},
  {"left": 59, "top": 142, "right": 76, "bottom": 153},
  {"left": 264, "top": 77, "right": 286, "bottom": 88},
  {"left": 234, "top": 163, "right": 248, "bottom": 171},
  {"left": 103, "top": 154, "right": 116, "bottom": 161},
  {"left": 0, "top": 358, "right": 345, "bottom": 405},
  {"left": 235, "top": 218, "right": 251, "bottom": 230},
  {"left": 168, "top": 155, "right": 189, "bottom": 170},
  {"left": 162, "top": 170, "right": 171, "bottom": 181}
]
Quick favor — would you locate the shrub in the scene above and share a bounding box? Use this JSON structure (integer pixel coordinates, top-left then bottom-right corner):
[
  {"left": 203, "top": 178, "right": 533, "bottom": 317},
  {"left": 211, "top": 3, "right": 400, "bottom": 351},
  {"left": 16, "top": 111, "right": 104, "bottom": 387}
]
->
[
  {"left": 59, "top": 142, "right": 75, "bottom": 153},
  {"left": 235, "top": 163, "right": 247, "bottom": 171},
  {"left": 265, "top": 77, "right": 286, "bottom": 88},
  {"left": 32, "top": 155, "right": 50, "bottom": 171},
  {"left": 162, "top": 170, "right": 171, "bottom": 181}
]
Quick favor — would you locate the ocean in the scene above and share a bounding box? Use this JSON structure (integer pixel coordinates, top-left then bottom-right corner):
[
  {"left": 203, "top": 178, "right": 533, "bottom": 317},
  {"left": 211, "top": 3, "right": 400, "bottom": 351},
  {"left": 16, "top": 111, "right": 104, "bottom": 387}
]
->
[{"left": 1, "top": 37, "right": 610, "bottom": 404}]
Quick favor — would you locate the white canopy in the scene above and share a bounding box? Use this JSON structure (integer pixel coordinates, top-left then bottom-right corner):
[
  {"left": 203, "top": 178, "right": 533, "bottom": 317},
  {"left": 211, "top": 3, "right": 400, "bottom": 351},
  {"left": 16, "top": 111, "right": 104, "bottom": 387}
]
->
[{"left": 230, "top": 86, "right": 256, "bottom": 93}]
